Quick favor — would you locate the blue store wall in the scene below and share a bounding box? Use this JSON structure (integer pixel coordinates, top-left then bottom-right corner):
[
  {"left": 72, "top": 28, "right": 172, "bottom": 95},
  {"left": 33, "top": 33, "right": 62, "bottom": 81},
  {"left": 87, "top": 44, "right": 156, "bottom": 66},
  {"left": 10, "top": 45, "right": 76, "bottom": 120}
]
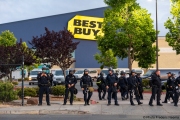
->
[{"left": 0, "top": 7, "right": 128, "bottom": 68}]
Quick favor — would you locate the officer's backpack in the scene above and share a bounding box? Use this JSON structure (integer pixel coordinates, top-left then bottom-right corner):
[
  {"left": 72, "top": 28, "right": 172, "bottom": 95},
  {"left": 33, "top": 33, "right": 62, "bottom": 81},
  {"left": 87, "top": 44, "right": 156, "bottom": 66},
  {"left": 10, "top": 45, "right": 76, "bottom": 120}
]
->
[{"left": 96, "top": 77, "right": 101, "bottom": 86}]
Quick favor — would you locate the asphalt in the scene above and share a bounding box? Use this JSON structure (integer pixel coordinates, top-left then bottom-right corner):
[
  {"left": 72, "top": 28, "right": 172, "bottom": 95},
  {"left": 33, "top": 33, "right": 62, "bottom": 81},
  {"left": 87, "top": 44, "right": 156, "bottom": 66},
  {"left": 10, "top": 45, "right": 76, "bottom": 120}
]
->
[{"left": 0, "top": 92, "right": 180, "bottom": 116}]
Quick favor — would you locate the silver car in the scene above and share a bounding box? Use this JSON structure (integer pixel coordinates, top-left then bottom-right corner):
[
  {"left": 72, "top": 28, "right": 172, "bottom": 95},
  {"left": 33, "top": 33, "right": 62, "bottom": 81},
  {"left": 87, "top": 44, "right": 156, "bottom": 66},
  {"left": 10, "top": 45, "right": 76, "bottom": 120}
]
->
[{"left": 53, "top": 70, "right": 69, "bottom": 86}]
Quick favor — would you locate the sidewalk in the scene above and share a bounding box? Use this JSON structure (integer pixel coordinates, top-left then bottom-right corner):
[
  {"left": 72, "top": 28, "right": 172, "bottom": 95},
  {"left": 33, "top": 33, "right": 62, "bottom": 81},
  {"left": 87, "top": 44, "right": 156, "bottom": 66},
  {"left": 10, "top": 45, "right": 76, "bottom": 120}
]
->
[{"left": 0, "top": 92, "right": 179, "bottom": 115}]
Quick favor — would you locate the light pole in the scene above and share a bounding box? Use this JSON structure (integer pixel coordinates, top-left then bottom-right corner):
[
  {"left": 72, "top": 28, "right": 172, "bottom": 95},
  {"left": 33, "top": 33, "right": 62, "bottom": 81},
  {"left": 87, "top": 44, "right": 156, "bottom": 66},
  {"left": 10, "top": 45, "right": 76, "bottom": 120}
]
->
[{"left": 155, "top": 0, "right": 158, "bottom": 71}]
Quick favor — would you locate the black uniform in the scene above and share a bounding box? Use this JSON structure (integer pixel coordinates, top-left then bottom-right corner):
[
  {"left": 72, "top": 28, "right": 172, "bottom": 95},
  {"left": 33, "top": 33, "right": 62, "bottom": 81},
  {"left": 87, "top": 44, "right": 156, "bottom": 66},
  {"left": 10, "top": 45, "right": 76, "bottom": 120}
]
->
[
  {"left": 136, "top": 75, "right": 143, "bottom": 100},
  {"left": 37, "top": 72, "right": 51, "bottom": 106},
  {"left": 97, "top": 73, "right": 107, "bottom": 100},
  {"left": 49, "top": 73, "right": 53, "bottom": 86},
  {"left": 128, "top": 74, "right": 142, "bottom": 105},
  {"left": 163, "top": 77, "right": 174, "bottom": 103},
  {"left": 149, "top": 73, "right": 162, "bottom": 106},
  {"left": 80, "top": 73, "right": 93, "bottom": 106},
  {"left": 119, "top": 75, "right": 128, "bottom": 100},
  {"left": 63, "top": 72, "right": 77, "bottom": 105},
  {"left": 174, "top": 76, "right": 180, "bottom": 106},
  {"left": 106, "top": 73, "right": 119, "bottom": 105}
]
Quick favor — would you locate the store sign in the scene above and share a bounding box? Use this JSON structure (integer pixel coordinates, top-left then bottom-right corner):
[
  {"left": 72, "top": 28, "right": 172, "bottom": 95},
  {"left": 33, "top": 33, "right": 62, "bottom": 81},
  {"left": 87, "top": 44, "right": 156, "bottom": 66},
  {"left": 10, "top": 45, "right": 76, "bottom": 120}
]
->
[{"left": 68, "top": 15, "right": 104, "bottom": 40}]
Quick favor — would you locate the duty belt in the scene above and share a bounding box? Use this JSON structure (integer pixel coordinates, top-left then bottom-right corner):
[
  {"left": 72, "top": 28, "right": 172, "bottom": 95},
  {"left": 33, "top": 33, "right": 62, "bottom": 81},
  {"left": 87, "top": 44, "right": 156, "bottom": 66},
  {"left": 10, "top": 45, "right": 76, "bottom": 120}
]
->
[
  {"left": 83, "top": 84, "right": 89, "bottom": 88},
  {"left": 40, "top": 84, "right": 49, "bottom": 86}
]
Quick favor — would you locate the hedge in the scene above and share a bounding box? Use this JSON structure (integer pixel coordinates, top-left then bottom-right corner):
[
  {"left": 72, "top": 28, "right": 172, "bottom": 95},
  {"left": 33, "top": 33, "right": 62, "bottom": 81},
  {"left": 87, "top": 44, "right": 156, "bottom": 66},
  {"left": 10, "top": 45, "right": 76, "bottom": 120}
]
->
[{"left": 51, "top": 85, "right": 66, "bottom": 96}]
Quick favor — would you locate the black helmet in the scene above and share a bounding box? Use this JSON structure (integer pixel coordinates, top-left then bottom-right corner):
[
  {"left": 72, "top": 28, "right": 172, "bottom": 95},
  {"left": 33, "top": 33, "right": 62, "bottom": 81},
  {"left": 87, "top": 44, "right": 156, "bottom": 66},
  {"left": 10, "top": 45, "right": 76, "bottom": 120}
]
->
[
  {"left": 42, "top": 66, "right": 47, "bottom": 70},
  {"left": 131, "top": 69, "right": 136, "bottom": 73},
  {"left": 108, "top": 67, "right": 113, "bottom": 71},
  {"left": 84, "top": 69, "right": 89, "bottom": 73},
  {"left": 171, "top": 73, "right": 175, "bottom": 76},
  {"left": 120, "top": 71, "right": 125, "bottom": 75},
  {"left": 100, "top": 72, "right": 104, "bottom": 76},
  {"left": 69, "top": 69, "right": 73, "bottom": 75}
]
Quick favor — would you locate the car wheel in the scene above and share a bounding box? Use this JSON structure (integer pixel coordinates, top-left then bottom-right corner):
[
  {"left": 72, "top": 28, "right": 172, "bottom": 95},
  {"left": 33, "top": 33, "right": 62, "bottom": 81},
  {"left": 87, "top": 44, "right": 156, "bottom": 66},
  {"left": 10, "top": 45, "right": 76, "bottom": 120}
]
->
[{"left": 29, "top": 83, "right": 31, "bottom": 85}]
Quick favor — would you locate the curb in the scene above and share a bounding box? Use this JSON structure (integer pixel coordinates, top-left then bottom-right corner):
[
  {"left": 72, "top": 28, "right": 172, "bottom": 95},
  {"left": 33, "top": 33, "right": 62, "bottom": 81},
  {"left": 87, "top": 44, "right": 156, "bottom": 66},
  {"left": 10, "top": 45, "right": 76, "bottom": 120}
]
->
[{"left": 0, "top": 110, "right": 89, "bottom": 115}]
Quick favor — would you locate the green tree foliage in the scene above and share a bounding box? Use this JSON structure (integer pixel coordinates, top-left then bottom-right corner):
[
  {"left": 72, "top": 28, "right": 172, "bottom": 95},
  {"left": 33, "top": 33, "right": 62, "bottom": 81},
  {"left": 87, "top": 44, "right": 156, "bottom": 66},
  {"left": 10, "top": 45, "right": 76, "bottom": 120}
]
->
[
  {"left": 0, "top": 30, "right": 17, "bottom": 46},
  {"left": 94, "top": 49, "right": 117, "bottom": 69},
  {"left": 164, "top": 0, "right": 180, "bottom": 54},
  {"left": 97, "top": 0, "right": 156, "bottom": 70}
]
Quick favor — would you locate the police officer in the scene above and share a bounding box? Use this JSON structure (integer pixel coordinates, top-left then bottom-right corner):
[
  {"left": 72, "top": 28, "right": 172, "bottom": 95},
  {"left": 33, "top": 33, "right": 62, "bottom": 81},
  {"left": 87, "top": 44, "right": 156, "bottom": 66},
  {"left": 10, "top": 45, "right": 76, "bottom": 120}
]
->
[
  {"left": 174, "top": 71, "right": 180, "bottom": 107},
  {"left": 128, "top": 70, "right": 143, "bottom": 106},
  {"left": 37, "top": 67, "right": 51, "bottom": 106},
  {"left": 63, "top": 70, "right": 77, "bottom": 105},
  {"left": 119, "top": 71, "right": 128, "bottom": 100},
  {"left": 136, "top": 73, "right": 143, "bottom": 100},
  {"left": 97, "top": 72, "right": 107, "bottom": 100},
  {"left": 149, "top": 70, "right": 163, "bottom": 106},
  {"left": 49, "top": 73, "right": 54, "bottom": 86},
  {"left": 162, "top": 72, "right": 174, "bottom": 103},
  {"left": 80, "top": 69, "right": 93, "bottom": 106},
  {"left": 106, "top": 67, "right": 119, "bottom": 106}
]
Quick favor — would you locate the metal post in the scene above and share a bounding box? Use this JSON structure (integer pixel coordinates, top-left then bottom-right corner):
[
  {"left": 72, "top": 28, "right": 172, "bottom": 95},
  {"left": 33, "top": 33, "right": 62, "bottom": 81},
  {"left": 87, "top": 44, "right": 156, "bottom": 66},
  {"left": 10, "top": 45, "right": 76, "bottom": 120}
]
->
[
  {"left": 156, "top": 0, "right": 158, "bottom": 70},
  {"left": 21, "top": 55, "right": 24, "bottom": 106}
]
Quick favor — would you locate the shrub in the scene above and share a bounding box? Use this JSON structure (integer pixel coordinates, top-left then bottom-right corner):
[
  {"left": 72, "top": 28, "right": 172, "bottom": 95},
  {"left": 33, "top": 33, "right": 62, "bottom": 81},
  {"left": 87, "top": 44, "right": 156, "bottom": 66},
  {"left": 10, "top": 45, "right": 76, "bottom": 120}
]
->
[
  {"left": 12, "top": 81, "right": 18, "bottom": 85},
  {"left": 142, "top": 79, "right": 150, "bottom": 89},
  {"left": 0, "top": 82, "right": 18, "bottom": 102},
  {"left": 34, "top": 87, "right": 39, "bottom": 96},
  {"left": 51, "top": 85, "right": 65, "bottom": 96},
  {"left": 18, "top": 78, "right": 29, "bottom": 81},
  {"left": 24, "top": 77, "right": 29, "bottom": 81},
  {"left": 17, "top": 87, "right": 37, "bottom": 98}
]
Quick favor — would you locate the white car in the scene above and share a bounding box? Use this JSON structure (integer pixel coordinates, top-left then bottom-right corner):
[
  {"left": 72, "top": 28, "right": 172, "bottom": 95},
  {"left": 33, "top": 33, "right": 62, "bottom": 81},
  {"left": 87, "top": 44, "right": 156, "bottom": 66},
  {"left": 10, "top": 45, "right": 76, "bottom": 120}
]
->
[
  {"left": 29, "top": 69, "right": 42, "bottom": 85},
  {"left": 53, "top": 70, "right": 69, "bottom": 86},
  {"left": 74, "top": 70, "right": 84, "bottom": 80}
]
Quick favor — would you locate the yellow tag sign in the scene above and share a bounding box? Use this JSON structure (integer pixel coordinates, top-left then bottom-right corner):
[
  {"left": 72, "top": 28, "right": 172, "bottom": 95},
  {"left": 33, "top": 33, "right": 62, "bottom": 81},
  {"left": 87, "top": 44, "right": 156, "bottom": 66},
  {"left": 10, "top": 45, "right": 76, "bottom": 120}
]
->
[{"left": 68, "top": 15, "right": 104, "bottom": 40}]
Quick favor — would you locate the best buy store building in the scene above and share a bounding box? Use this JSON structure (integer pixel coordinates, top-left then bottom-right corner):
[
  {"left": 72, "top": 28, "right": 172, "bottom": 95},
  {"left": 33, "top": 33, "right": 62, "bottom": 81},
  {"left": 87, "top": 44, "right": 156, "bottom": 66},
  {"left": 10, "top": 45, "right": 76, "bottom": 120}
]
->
[
  {"left": 0, "top": 7, "right": 179, "bottom": 69},
  {"left": 0, "top": 7, "right": 128, "bottom": 69}
]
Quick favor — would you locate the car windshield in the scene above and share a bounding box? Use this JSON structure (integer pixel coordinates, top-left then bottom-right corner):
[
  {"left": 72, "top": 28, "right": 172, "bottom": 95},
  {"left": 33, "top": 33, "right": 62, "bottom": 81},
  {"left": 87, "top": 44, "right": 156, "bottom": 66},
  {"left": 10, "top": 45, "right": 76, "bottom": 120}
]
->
[
  {"left": 30, "top": 71, "right": 40, "bottom": 75},
  {"left": 75, "top": 70, "right": 84, "bottom": 74},
  {"left": 55, "top": 70, "right": 68, "bottom": 76},
  {"left": 143, "top": 70, "right": 154, "bottom": 76},
  {"left": 101, "top": 70, "right": 109, "bottom": 75}
]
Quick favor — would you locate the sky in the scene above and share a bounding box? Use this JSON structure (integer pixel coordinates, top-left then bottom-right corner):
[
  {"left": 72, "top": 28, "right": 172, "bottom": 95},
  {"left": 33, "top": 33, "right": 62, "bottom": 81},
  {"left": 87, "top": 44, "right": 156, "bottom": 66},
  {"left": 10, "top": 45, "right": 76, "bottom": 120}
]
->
[{"left": 0, "top": 0, "right": 171, "bottom": 36}]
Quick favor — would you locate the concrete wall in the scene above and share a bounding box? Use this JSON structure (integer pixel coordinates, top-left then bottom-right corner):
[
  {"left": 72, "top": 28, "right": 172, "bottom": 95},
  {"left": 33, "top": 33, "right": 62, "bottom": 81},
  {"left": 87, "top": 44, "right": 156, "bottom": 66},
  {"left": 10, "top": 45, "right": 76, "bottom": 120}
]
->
[{"left": 132, "top": 37, "right": 180, "bottom": 68}]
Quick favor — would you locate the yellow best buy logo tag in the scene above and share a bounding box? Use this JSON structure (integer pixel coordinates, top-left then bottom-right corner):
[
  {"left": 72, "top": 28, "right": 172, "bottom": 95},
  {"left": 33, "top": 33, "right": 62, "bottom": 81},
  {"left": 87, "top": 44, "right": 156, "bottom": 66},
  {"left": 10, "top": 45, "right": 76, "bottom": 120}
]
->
[{"left": 68, "top": 15, "right": 104, "bottom": 40}]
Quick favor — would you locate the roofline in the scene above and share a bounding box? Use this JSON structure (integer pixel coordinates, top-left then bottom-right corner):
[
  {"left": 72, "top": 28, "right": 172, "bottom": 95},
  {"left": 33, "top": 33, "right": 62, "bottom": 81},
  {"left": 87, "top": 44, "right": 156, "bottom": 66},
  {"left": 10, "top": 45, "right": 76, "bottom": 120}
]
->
[{"left": 0, "top": 6, "right": 108, "bottom": 25}]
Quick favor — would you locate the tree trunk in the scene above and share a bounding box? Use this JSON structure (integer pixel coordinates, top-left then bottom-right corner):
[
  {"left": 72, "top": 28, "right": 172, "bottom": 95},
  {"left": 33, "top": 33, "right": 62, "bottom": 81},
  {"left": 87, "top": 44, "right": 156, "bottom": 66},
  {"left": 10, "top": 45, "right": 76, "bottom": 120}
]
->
[
  {"left": 62, "top": 69, "right": 66, "bottom": 79},
  {"left": 128, "top": 47, "right": 132, "bottom": 72},
  {"left": 10, "top": 70, "right": 12, "bottom": 82}
]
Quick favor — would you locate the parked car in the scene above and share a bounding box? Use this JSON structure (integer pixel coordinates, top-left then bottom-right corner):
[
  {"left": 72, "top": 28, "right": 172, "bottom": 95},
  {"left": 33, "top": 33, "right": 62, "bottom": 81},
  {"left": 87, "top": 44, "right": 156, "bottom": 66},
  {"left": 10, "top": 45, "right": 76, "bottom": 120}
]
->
[
  {"left": 142, "top": 68, "right": 180, "bottom": 80},
  {"left": 74, "top": 70, "right": 84, "bottom": 80},
  {"left": 53, "top": 70, "right": 69, "bottom": 86},
  {"left": 29, "top": 69, "right": 42, "bottom": 85},
  {"left": 141, "top": 68, "right": 180, "bottom": 89},
  {"left": 88, "top": 70, "right": 98, "bottom": 80}
]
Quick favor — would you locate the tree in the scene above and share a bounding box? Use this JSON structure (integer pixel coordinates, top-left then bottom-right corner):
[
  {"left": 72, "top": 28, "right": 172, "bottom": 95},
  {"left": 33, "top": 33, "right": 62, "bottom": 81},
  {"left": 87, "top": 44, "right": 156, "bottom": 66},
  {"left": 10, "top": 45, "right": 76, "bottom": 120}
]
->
[
  {"left": 29, "top": 27, "right": 79, "bottom": 77},
  {"left": 0, "top": 30, "right": 17, "bottom": 46},
  {"left": 94, "top": 48, "right": 117, "bottom": 69},
  {"left": 0, "top": 40, "right": 38, "bottom": 81},
  {"left": 164, "top": 0, "right": 180, "bottom": 54},
  {"left": 97, "top": 0, "right": 156, "bottom": 71}
]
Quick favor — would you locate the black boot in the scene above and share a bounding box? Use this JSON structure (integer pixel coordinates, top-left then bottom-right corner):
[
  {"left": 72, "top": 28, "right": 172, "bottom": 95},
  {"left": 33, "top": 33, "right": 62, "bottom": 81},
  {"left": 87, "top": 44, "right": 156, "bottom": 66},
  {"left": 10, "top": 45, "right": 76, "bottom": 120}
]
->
[{"left": 87, "top": 100, "right": 90, "bottom": 105}]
